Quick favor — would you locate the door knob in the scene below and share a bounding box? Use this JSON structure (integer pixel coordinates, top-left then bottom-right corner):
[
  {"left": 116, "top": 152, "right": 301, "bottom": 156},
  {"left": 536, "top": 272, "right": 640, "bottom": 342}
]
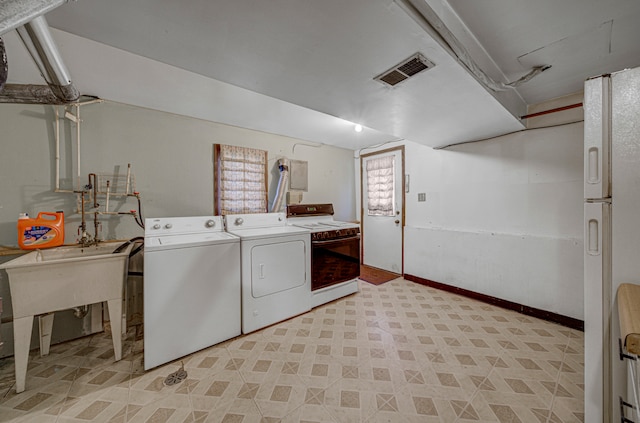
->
[{"left": 394, "top": 220, "right": 400, "bottom": 224}]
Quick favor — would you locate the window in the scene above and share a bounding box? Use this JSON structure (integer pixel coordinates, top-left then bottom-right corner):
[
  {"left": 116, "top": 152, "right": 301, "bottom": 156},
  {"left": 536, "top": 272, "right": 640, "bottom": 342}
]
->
[
  {"left": 366, "top": 154, "right": 395, "bottom": 216},
  {"left": 214, "top": 144, "right": 268, "bottom": 215}
]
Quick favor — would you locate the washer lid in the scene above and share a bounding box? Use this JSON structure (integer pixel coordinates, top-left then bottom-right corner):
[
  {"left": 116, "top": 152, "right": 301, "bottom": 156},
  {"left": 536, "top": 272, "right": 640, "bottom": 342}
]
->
[
  {"left": 145, "top": 231, "right": 238, "bottom": 251},
  {"left": 226, "top": 225, "right": 310, "bottom": 240}
]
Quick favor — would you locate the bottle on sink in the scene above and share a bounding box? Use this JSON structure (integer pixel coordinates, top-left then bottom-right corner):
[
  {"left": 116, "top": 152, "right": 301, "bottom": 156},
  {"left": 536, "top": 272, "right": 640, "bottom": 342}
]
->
[{"left": 17, "top": 211, "right": 65, "bottom": 250}]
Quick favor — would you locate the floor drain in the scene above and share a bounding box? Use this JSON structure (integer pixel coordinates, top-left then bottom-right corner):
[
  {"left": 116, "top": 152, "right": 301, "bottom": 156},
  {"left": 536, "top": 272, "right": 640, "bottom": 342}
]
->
[{"left": 164, "top": 362, "right": 187, "bottom": 386}]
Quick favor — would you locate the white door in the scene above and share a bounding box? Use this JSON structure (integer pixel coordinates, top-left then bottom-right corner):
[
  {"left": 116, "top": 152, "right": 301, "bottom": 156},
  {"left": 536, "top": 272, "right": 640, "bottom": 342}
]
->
[
  {"left": 361, "top": 147, "right": 404, "bottom": 273},
  {"left": 251, "top": 240, "right": 307, "bottom": 297},
  {"left": 610, "top": 66, "right": 640, "bottom": 423}
]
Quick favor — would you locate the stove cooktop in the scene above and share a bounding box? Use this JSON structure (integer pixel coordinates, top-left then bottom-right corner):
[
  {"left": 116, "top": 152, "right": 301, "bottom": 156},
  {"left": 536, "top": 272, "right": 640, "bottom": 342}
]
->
[{"left": 286, "top": 204, "right": 359, "bottom": 240}]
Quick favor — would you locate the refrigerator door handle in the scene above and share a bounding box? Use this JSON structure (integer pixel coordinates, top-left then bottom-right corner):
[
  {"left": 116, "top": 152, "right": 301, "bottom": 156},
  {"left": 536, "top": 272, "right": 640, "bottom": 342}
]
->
[
  {"left": 587, "top": 217, "right": 601, "bottom": 256},
  {"left": 587, "top": 147, "right": 600, "bottom": 185}
]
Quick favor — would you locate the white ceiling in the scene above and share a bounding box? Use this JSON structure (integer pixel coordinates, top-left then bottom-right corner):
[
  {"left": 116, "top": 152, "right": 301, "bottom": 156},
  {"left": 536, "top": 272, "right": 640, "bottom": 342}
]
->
[
  {"left": 5, "top": 0, "right": 640, "bottom": 150},
  {"left": 446, "top": 0, "right": 640, "bottom": 104}
]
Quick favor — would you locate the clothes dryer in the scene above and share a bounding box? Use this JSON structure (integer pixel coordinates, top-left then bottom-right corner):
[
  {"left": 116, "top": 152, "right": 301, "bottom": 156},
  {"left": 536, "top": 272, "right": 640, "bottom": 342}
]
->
[{"left": 225, "top": 212, "right": 311, "bottom": 333}]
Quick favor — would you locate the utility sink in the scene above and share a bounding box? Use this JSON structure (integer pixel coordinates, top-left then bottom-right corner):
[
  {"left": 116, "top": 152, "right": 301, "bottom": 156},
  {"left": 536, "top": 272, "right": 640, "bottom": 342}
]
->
[{"left": 0, "top": 241, "right": 134, "bottom": 393}]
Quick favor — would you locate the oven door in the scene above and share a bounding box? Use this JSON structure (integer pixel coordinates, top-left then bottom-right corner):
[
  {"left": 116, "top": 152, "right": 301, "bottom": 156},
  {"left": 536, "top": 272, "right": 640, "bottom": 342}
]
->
[{"left": 311, "top": 235, "right": 360, "bottom": 290}]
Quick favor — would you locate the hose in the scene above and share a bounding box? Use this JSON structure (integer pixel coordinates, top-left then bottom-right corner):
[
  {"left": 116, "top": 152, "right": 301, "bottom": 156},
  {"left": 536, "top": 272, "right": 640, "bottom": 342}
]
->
[
  {"left": 112, "top": 236, "right": 144, "bottom": 254},
  {"left": 271, "top": 158, "right": 290, "bottom": 212},
  {"left": 133, "top": 194, "right": 145, "bottom": 229},
  {"left": 128, "top": 237, "right": 144, "bottom": 257}
]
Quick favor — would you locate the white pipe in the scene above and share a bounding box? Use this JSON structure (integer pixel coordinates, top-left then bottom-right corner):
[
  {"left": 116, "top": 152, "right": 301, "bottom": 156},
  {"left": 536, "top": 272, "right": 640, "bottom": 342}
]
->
[
  {"left": 53, "top": 99, "right": 103, "bottom": 193},
  {"left": 55, "top": 105, "right": 59, "bottom": 190},
  {"left": 76, "top": 103, "right": 80, "bottom": 190},
  {"left": 75, "top": 98, "right": 102, "bottom": 107},
  {"left": 53, "top": 105, "right": 74, "bottom": 192},
  {"left": 125, "top": 163, "right": 131, "bottom": 195},
  {"left": 105, "top": 180, "right": 110, "bottom": 212}
]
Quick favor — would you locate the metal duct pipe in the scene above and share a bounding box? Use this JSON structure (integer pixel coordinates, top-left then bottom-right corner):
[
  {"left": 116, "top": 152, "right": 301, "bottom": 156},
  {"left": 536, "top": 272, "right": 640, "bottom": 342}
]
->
[
  {"left": 0, "top": 83, "right": 75, "bottom": 104},
  {"left": 271, "top": 158, "right": 290, "bottom": 213},
  {"left": 17, "top": 16, "right": 73, "bottom": 88},
  {"left": 0, "top": 3, "right": 80, "bottom": 104},
  {"left": 0, "top": 37, "right": 7, "bottom": 92}
]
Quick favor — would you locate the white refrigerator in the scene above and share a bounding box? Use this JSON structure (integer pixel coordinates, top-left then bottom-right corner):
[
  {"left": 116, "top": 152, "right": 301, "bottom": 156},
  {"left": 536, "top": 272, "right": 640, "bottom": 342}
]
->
[{"left": 584, "top": 66, "right": 640, "bottom": 423}]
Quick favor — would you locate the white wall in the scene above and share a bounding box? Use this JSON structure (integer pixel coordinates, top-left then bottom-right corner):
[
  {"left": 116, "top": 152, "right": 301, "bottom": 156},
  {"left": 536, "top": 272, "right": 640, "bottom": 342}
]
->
[
  {"left": 2, "top": 25, "right": 585, "bottom": 321},
  {"left": 355, "top": 118, "right": 584, "bottom": 320},
  {"left": 403, "top": 122, "right": 584, "bottom": 319},
  {"left": 0, "top": 100, "right": 356, "bottom": 247},
  {"left": 0, "top": 27, "right": 367, "bottom": 247}
]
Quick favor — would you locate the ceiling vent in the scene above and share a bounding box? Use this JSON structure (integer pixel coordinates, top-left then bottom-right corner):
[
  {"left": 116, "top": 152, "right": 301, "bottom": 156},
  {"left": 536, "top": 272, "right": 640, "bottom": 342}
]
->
[{"left": 374, "top": 53, "right": 435, "bottom": 87}]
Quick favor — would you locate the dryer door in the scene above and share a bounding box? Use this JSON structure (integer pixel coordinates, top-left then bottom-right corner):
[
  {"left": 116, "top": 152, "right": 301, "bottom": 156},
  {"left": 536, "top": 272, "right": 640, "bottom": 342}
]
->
[{"left": 250, "top": 239, "right": 307, "bottom": 297}]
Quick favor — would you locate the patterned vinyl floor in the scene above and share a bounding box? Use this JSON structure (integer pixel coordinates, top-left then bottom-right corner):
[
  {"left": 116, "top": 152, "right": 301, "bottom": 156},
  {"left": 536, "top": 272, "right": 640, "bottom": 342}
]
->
[{"left": 0, "top": 278, "right": 584, "bottom": 422}]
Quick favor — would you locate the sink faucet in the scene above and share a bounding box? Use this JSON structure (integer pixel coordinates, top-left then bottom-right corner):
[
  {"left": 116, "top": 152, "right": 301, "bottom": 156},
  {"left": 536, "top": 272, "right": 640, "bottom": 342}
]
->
[
  {"left": 76, "top": 186, "right": 101, "bottom": 247},
  {"left": 78, "top": 231, "right": 95, "bottom": 247}
]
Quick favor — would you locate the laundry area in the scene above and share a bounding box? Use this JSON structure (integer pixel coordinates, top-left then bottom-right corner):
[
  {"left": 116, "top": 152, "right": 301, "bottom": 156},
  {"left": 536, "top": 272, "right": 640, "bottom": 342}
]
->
[{"left": 1, "top": 0, "right": 640, "bottom": 422}]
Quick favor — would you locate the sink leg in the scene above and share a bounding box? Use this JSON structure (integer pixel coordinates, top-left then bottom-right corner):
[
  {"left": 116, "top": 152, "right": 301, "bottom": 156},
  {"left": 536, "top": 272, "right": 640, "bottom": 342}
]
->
[
  {"left": 13, "top": 315, "right": 34, "bottom": 393},
  {"left": 106, "top": 299, "right": 122, "bottom": 361},
  {"left": 38, "top": 313, "right": 55, "bottom": 356}
]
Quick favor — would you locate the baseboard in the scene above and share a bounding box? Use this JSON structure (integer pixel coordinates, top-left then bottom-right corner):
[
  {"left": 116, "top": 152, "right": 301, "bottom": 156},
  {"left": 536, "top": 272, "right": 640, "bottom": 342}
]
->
[{"left": 403, "top": 274, "right": 584, "bottom": 331}]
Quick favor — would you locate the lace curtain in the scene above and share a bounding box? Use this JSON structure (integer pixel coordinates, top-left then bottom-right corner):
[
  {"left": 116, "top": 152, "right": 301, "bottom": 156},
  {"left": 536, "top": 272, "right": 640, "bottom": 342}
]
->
[
  {"left": 366, "top": 154, "right": 394, "bottom": 216},
  {"left": 215, "top": 144, "right": 268, "bottom": 215}
]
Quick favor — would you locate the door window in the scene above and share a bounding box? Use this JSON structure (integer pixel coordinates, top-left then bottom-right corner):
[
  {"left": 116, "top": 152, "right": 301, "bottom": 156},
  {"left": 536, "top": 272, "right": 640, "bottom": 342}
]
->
[{"left": 366, "top": 154, "right": 395, "bottom": 216}]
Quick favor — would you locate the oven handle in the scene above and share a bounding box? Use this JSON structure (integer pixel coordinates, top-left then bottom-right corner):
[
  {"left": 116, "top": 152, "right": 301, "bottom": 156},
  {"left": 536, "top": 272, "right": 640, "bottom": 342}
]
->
[{"left": 312, "top": 235, "right": 360, "bottom": 245}]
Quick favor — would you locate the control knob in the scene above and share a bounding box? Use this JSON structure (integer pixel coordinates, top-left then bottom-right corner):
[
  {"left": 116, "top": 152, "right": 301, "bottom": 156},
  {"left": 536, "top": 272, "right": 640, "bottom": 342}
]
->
[
  {"left": 153, "top": 223, "right": 161, "bottom": 230},
  {"left": 205, "top": 219, "right": 215, "bottom": 228}
]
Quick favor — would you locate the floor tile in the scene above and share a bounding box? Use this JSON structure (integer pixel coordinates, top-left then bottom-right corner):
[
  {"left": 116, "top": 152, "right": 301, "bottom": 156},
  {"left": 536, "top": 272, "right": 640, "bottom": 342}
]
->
[{"left": 0, "top": 278, "right": 584, "bottom": 422}]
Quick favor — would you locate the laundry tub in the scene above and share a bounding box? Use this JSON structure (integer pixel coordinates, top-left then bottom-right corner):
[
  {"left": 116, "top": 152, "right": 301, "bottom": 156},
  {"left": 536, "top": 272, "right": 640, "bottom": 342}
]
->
[{"left": 0, "top": 241, "right": 134, "bottom": 393}]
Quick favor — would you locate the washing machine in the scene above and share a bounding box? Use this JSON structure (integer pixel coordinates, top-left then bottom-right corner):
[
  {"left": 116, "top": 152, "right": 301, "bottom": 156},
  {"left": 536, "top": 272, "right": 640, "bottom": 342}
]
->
[
  {"left": 144, "top": 215, "right": 240, "bottom": 370},
  {"left": 225, "top": 212, "right": 311, "bottom": 333}
]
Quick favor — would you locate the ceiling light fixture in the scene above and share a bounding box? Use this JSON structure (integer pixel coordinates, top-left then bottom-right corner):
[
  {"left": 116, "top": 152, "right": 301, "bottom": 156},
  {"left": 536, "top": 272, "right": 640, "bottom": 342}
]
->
[{"left": 354, "top": 124, "right": 363, "bottom": 132}]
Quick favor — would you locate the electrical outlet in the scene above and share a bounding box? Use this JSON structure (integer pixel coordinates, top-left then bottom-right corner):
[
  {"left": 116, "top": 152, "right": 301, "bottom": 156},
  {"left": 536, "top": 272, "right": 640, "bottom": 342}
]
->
[{"left": 418, "top": 193, "right": 426, "bottom": 202}]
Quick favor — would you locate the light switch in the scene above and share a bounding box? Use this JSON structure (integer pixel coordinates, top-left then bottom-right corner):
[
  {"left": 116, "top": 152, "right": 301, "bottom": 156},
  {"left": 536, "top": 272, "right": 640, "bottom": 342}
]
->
[{"left": 418, "top": 193, "right": 426, "bottom": 202}]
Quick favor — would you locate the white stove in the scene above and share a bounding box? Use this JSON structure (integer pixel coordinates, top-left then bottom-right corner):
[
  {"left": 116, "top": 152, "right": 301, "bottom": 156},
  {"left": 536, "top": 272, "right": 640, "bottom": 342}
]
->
[
  {"left": 287, "top": 204, "right": 360, "bottom": 307},
  {"left": 291, "top": 219, "right": 359, "bottom": 230}
]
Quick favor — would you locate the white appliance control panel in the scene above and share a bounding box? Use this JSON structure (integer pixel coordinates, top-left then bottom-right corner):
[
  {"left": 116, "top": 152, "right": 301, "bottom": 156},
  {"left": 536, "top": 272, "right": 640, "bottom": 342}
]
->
[
  {"left": 145, "top": 216, "right": 222, "bottom": 235},
  {"left": 225, "top": 212, "right": 286, "bottom": 230}
]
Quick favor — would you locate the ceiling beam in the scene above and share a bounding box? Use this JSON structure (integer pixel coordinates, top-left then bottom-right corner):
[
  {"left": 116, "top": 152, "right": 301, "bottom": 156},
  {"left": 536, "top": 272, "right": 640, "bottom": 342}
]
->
[{"left": 0, "top": 0, "right": 67, "bottom": 36}]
